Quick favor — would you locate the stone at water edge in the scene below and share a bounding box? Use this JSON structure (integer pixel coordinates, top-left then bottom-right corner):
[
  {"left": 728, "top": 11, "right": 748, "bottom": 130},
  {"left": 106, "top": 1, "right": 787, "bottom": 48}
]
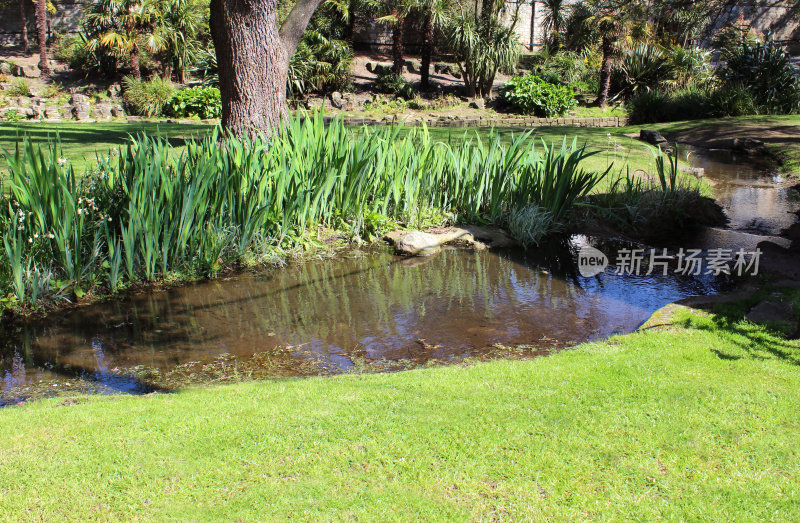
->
[
  {"left": 394, "top": 231, "right": 442, "bottom": 256},
  {"left": 745, "top": 301, "right": 795, "bottom": 325}
]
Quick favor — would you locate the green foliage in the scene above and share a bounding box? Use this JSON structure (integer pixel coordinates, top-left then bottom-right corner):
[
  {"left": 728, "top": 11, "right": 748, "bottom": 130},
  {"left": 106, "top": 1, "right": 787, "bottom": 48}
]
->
[
  {"left": 625, "top": 88, "right": 713, "bottom": 124},
  {"left": 500, "top": 74, "right": 576, "bottom": 117},
  {"left": 373, "top": 70, "right": 414, "bottom": 100},
  {"left": 611, "top": 43, "right": 676, "bottom": 98},
  {"left": 3, "top": 109, "right": 26, "bottom": 123},
  {"left": 719, "top": 40, "right": 800, "bottom": 115},
  {"left": 445, "top": 10, "right": 521, "bottom": 97},
  {"left": 7, "top": 78, "right": 30, "bottom": 97},
  {"left": 709, "top": 83, "right": 759, "bottom": 117},
  {"left": 163, "top": 86, "right": 221, "bottom": 119},
  {"left": 287, "top": 30, "right": 353, "bottom": 98},
  {"left": 122, "top": 76, "right": 176, "bottom": 117},
  {"left": 0, "top": 115, "right": 614, "bottom": 305}
]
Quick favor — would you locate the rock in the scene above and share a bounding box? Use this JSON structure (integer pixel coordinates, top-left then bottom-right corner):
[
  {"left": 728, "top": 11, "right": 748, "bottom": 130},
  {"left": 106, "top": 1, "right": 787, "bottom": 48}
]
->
[
  {"left": 70, "top": 94, "right": 88, "bottom": 104},
  {"left": 678, "top": 165, "right": 704, "bottom": 178},
  {"left": 393, "top": 231, "right": 442, "bottom": 256},
  {"left": 745, "top": 301, "right": 795, "bottom": 324},
  {"left": 107, "top": 83, "right": 122, "bottom": 98},
  {"left": 91, "top": 103, "right": 113, "bottom": 120},
  {"left": 639, "top": 129, "right": 670, "bottom": 146},
  {"left": 44, "top": 106, "right": 60, "bottom": 120},
  {"left": 757, "top": 240, "right": 800, "bottom": 279},
  {"left": 0, "top": 62, "right": 11, "bottom": 75},
  {"left": 14, "top": 65, "right": 39, "bottom": 78},
  {"left": 59, "top": 104, "right": 73, "bottom": 119},
  {"left": 469, "top": 98, "right": 486, "bottom": 110},
  {"left": 111, "top": 104, "right": 125, "bottom": 117},
  {"left": 732, "top": 137, "right": 767, "bottom": 155},
  {"left": 459, "top": 225, "right": 517, "bottom": 248},
  {"left": 329, "top": 91, "right": 346, "bottom": 109},
  {"left": 306, "top": 97, "right": 324, "bottom": 110}
]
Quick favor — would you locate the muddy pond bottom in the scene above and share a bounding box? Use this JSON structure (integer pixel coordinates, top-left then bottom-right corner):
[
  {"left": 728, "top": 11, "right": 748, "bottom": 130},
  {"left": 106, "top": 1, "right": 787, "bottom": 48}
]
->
[{"left": 1, "top": 238, "right": 727, "bottom": 405}]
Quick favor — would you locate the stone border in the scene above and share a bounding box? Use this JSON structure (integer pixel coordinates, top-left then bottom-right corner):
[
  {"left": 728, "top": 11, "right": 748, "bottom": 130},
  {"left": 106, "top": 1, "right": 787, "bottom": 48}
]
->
[{"left": 333, "top": 115, "right": 629, "bottom": 128}]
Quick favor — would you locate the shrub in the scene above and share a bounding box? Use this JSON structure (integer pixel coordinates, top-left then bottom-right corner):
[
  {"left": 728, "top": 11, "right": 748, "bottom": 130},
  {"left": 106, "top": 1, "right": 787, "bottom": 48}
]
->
[
  {"left": 611, "top": 43, "right": 676, "bottom": 99},
  {"left": 626, "top": 88, "right": 713, "bottom": 124},
  {"left": 7, "top": 78, "right": 30, "bottom": 97},
  {"left": 500, "top": 74, "right": 576, "bottom": 117},
  {"left": 719, "top": 40, "right": 800, "bottom": 114},
  {"left": 122, "top": 76, "right": 176, "bottom": 117},
  {"left": 4, "top": 109, "right": 25, "bottom": 123},
  {"left": 507, "top": 204, "right": 554, "bottom": 247},
  {"left": 373, "top": 70, "right": 414, "bottom": 100},
  {"left": 164, "top": 87, "right": 221, "bottom": 119},
  {"left": 709, "top": 83, "right": 759, "bottom": 117},
  {"left": 288, "top": 31, "right": 353, "bottom": 98}
]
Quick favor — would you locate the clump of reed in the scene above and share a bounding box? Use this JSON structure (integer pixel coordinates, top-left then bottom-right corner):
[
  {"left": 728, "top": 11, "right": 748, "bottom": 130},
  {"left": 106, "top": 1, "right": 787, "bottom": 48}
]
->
[{"left": 0, "top": 113, "right": 690, "bottom": 307}]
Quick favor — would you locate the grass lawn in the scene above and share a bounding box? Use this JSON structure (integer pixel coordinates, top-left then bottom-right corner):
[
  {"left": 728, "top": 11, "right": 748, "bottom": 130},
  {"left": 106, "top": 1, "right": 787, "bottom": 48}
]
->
[{"left": 0, "top": 287, "right": 798, "bottom": 520}]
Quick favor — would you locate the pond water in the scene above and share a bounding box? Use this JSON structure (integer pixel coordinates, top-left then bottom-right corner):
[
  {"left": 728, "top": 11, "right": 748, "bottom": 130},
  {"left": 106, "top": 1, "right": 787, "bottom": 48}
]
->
[
  {"left": 682, "top": 147, "right": 800, "bottom": 251},
  {"left": 0, "top": 146, "right": 795, "bottom": 405}
]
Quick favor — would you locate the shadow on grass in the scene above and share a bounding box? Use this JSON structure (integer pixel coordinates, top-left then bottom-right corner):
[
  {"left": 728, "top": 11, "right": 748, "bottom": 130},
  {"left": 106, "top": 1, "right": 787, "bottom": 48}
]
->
[{"left": 677, "top": 292, "right": 800, "bottom": 365}]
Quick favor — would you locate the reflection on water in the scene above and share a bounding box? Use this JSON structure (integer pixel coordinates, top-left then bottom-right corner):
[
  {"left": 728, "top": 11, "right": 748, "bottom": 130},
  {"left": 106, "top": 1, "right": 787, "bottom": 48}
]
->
[
  {"left": 683, "top": 147, "right": 800, "bottom": 251},
  {"left": 1, "top": 240, "right": 724, "bottom": 405}
]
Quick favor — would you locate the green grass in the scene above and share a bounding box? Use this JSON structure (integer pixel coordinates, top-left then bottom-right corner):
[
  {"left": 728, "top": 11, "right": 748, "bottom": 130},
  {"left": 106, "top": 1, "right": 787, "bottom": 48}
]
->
[
  {"left": 0, "top": 121, "right": 212, "bottom": 171},
  {"left": 0, "top": 120, "right": 677, "bottom": 180},
  {"left": 1, "top": 291, "right": 798, "bottom": 520}
]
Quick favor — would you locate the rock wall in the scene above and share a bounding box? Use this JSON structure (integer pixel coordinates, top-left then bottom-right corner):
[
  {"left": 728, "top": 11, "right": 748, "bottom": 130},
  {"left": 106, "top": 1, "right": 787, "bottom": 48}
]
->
[{"left": 0, "top": 0, "right": 87, "bottom": 47}]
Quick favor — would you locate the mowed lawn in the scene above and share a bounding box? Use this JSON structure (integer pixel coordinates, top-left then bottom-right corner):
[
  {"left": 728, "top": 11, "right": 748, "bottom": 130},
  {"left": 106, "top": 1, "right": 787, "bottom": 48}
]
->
[
  {"left": 0, "top": 297, "right": 798, "bottom": 520},
  {"left": 0, "top": 118, "right": 680, "bottom": 179}
]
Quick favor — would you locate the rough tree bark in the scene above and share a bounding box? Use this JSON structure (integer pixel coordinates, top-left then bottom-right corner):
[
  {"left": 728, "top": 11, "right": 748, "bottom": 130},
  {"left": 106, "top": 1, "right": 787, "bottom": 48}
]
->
[
  {"left": 129, "top": 42, "right": 142, "bottom": 80},
  {"left": 35, "top": 0, "right": 49, "bottom": 76},
  {"left": 391, "top": 18, "right": 405, "bottom": 74},
  {"left": 420, "top": 12, "right": 433, "bottom": 89},
  {"left": 597, "top": 35, "right": 614, "bottom": 108},
  {"left": 18, "top": 0, "right": 28, "bottom": 54},
  {"left": 210, "top": 0, "right": 324, "bottom": 137}
]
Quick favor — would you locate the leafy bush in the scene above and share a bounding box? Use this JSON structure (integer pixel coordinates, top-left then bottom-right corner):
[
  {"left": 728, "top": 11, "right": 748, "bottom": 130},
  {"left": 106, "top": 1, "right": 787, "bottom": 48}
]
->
[
  {"left": 507, "top": 205, "right": 554, "bottom": 247},
  {"left": 4, "top": 109, "right": 25, "bottom": 123},
  {"left": 626, "top": 88, "right": 713, "bottom": 124},
  {"left": 373, "top": 70, "right": 414, "bottom": 100},
  {"left": 719, "top": 40, "right": 800, "bottom": 114},
  {"left": 709, "top": 83, "right": 759, "bottom": 117},
  {"left": 122, "top": 76, "right": 176, "bottom": 117},
  {"left": 500, "top": 74, "right": 576, "bottom": 117},
  {"left": 164, "top": 86, "right": 221, "bottom": 119},
  {"left": 611, "top": 43, "right": 676, "bottom": 99},
  {"left": 288, "top": 31, "right": 353, "bottom": 98},
  {"left": 7, "top": 78, "right": 30, "bottom": 97}
]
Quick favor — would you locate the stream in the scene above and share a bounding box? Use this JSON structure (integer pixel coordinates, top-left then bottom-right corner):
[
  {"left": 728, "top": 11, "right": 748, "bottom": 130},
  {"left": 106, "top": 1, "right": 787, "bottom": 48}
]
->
[{"left": 1, "top": 146, "right": 798, "bottom": 405}]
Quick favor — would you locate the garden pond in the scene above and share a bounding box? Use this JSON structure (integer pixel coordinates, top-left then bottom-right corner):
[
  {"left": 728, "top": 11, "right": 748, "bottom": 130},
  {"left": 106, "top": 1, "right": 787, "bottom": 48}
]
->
[{"left": 1, "top": 146, "right": 798, "bottom": 405}]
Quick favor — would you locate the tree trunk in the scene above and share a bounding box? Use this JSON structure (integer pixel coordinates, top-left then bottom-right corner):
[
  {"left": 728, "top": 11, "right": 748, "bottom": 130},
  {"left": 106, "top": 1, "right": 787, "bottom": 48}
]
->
[
  {"left": 210, "top": 0, "right": 323, "bottom": 137},
  {"left": 130, "top": 42, "right": 142, "bottom": 80},
  {"left": 210, "top": 0, "right": 289, "bottom": 137},
  {"left": 35, "top": 0, "right": 49, "bottom": 76},
  {"left": 420, "top": 12, "right": 433, "bottom": 89},
  {"left": 597, "top": 35, "right": 614, "bottom": 108},
  {"left": 392, "top": 19, "right": 405, "bottom": 74},
  {"left": 18, "top": 0, "right": 28, "bottom": 54}
]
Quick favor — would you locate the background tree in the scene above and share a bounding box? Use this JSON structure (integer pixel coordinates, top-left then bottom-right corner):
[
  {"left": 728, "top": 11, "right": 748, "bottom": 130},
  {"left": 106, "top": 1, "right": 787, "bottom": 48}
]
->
[
  {"left": 417, "top": 0, "right": 452, "bottom": 89},
  {"left": 541, "top": 0, "right": 569, "bottom": 50},
  {"left": 83, "top": 0, "right": 160, "bottom": 79},
  {"left": 19, "top": 0, "right": 29, "bottom": 53},
  {"left": 566, "top": 0, "right": 646, "bottom": 108},
  {"left": 209, "top": 0, "right": 326, "bottom": 136},
  {"left": 35, "top": 0, "right": 49, "bottom": 75},
  {"left": 445, "top": 0, "right": 521, "bottom": 98},
  {"left": 376, "top": 0, "right": 416, "bottom": 74},
  {"left": 151, "top": 0, "right": 206, "bottom": 82}
]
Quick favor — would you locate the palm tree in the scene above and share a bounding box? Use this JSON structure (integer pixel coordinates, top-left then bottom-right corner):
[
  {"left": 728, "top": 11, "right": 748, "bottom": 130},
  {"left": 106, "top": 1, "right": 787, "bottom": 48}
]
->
[
  {"left": 151, "top": 0, "right": 204, "bottom": 83},
  {"left": 83, "top": 0, "right": 160, "bottom": 79},
  {"left": 18, "top": 0, "right": 29, "bottom": 54},
  {"left": 568, "top": 0, "right": 646, "bottom": 108},
  {"left": 417, "top": 0, "right": 452, "bottom": 89},
  {"left": 35, "top": 0, "right": 49, "bottom": 75},
  {"left": 377, "top": 0, "right": 416, "bottom": 74},
  {"left": 541, "top": 0, "right": 570, "bottom": 50},
  {"left": 445, "top": 0, "right": 521, "bottom": 98}
]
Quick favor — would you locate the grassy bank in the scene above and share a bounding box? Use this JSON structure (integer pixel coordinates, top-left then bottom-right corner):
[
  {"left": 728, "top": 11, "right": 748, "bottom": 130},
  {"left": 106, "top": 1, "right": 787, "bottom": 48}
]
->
[{"left": 1, "top": 290, "right": 798, "bottom": 520}]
